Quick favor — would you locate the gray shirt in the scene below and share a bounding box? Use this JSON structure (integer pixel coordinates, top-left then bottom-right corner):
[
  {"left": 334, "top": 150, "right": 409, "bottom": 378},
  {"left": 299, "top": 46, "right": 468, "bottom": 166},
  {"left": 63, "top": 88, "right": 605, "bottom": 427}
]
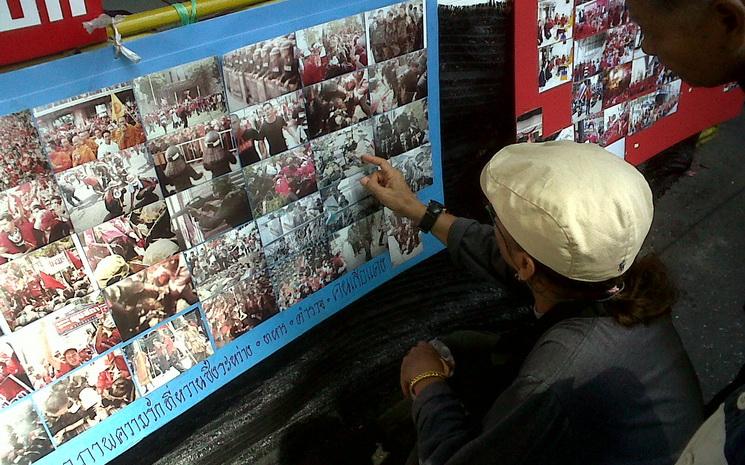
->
[{"left": 413, "top": 218, "right": 704, "bottom": 465}]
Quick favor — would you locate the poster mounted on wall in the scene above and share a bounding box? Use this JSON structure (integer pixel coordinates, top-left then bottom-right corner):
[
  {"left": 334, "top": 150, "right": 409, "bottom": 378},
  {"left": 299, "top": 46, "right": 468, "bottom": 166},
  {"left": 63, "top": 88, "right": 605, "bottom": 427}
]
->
[
  {"left": 0, "top": 1, "right": 443, "bottom": 464},
  {"left": 517, "top": 0, "right": 744, "bottom": 163}
]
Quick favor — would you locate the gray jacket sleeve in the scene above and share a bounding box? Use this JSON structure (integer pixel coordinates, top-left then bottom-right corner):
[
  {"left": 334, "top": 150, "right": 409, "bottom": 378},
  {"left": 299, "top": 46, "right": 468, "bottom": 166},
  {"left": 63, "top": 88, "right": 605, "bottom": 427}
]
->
[
  {"left": 446, "top": 218, "right": 517, "bottom": 286},
  {"left": 412, "top": 377, "right": 573, "bottom": 465}
]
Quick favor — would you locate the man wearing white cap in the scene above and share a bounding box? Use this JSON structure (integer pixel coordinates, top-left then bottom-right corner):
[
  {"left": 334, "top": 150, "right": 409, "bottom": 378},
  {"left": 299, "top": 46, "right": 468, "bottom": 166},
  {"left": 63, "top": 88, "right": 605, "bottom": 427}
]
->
[{"left": 361, "top": 141, "right": 703, "bottom": 465}]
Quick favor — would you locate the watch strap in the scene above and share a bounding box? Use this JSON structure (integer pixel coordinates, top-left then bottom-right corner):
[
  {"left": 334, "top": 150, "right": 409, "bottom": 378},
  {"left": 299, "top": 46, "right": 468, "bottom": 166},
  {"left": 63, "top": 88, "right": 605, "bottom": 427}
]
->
[{"left": 419, "top": 200, "right": 445, "bottom": 233}]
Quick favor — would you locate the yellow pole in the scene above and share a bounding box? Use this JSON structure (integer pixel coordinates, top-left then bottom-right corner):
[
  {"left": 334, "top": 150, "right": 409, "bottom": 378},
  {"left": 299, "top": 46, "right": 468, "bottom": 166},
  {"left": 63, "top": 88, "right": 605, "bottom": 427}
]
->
[{"left": 113, "top": 0, "right": 273, "bottom": 38}]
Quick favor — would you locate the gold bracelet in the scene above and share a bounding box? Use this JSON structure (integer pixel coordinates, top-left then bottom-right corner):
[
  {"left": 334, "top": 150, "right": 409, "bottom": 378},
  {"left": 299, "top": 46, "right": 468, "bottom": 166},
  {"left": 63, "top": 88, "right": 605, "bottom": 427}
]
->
[{"left": 409, "top": 371, "right": 446, "bottom": 397}]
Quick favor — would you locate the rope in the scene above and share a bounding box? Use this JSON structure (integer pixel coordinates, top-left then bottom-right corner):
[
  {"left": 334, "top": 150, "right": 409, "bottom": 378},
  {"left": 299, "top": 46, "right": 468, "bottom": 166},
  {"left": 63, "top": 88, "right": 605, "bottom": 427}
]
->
[{"left": 173, "top": 0, "right": 198, "bottom": 26}]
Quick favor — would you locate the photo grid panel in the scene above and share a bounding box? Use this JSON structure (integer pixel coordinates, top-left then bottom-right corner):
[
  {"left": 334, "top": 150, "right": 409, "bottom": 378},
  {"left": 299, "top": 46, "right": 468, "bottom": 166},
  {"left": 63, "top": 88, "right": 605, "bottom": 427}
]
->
[
  {"left": 543, "top": 0, "right": 685, "bottom": 144},
  {"left": 122, "top": 307, "right": 213, "bottom": 396},
  {"left": 0, "top": 4, "right": 437, "bottom": 459}
]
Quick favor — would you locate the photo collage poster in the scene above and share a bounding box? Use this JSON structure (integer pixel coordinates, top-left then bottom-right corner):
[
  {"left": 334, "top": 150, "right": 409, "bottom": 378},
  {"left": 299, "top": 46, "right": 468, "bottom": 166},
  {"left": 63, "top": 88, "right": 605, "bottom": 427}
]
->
[
  {"left": 0, "top": 1, "right": 434, "bottom": 463},
  {"left": 533, "top": 0, "right": 682, "bottom": 146}
]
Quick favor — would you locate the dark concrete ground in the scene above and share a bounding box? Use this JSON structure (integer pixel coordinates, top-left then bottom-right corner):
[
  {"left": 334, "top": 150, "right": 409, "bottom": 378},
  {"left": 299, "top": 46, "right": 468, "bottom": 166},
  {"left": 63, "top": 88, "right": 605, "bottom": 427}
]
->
[{"left": 645, "top": 112, "right": 745, "bottom": 402}]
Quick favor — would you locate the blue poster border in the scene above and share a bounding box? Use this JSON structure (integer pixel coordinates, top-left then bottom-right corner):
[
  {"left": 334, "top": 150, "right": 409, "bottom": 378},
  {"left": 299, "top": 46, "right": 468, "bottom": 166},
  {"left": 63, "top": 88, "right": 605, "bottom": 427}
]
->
[{"left": 0, "top": 1, "right": 444, "bottom": 464}]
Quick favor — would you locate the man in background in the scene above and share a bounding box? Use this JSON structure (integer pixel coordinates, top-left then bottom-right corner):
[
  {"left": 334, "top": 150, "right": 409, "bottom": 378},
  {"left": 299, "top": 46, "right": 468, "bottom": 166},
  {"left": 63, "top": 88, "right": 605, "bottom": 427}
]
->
[
  {"left": 627, "top": 0, "right": 745, "bottom": 87},
  {"left": 627, "top": 1, "right": 745, "bottom": 463}
]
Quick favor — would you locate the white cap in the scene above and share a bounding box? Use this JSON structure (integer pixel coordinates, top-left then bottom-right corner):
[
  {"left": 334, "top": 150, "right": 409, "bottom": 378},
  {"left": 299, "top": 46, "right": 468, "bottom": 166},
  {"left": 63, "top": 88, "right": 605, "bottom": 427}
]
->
[{"left": 480, "top": 141, "right": 653, "bottom": 282}]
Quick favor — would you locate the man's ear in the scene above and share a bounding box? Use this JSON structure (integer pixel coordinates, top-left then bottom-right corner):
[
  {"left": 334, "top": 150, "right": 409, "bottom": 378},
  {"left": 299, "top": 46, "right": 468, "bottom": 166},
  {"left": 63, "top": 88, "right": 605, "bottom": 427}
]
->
[
  {"left": 514, "top": 250, "right": 536, "bottom": 281},
  {"left": 711, "top": 0, "right": 745, "bottom": 47}
]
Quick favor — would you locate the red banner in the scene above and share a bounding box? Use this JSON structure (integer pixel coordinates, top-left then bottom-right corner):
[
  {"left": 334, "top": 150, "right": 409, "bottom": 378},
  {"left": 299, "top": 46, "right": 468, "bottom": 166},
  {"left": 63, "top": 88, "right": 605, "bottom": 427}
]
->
[{"left": 0, "top": 0, "right": 107, "bottom": 66}]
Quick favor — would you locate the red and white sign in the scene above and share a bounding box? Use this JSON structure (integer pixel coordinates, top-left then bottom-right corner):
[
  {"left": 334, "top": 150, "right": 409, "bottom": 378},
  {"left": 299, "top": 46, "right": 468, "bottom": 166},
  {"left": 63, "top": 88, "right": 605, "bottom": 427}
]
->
[{"left": 0, "top": 0, "right": 107, "bottom": 66}]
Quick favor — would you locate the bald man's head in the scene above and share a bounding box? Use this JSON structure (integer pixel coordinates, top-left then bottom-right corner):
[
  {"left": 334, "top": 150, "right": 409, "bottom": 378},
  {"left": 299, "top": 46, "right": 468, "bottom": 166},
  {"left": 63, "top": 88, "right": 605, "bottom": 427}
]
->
[{"left": 628, "top": 0, "right": 745, "bottom": 86}]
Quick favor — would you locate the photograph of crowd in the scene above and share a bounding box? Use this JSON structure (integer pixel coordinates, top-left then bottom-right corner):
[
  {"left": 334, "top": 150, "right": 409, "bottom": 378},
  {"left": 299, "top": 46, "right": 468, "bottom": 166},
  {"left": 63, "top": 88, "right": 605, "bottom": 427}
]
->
[
  {"left": 184, "top": 222, "right": 268, "bottom": 300},
  {"left": 13, "top": 296, "right": 120, "bottom": 390},
  {"left": 133, "top": 57, "right": 228, "bottom": 140},
  {"left": 385, "top": 209, "right": 423, "bottom": 266},
  {"left": 231, "top": 90, "right": 308, "bottom": 166},
  {"left": 574, "top": 0, "right": 626, "bottom": 40},
  {"left": 601, "top": 23, "right": 637, "bottom": 70},
  {"left": 602, "top": 102, "right": 630, "bottom": 146},
  {"left": 36, "top": 350, "right": 135, "bottom": 445},
  {"left": 572, "top": 74, "right": 603, "bottom": 123},
  {"left": 573, "top": 32, "right": 604, "bottom": 81},
  {"left": 391, "top": 144, "right": 434, "bottom": 193},
  {"left": 321, "top": 172, "right": 371, "bottom": 221},
  {"left": 57, "top": 145, "right": 162, "bottom": 233},
  {"left": 147, "top": 115, "right": 236, "bottom": 196},
  {"left": 0, "top": 400, "right": 55, "bottom": 465},
  {"left": 0, "top": 111, "right": 50, "bottom": 192},
  {"left": 33, "top": 83, "right": 147, "bottom": 175},
  {"left": 325, "top": 195, "right": 381, "bottom": 233},
  {"left": 628, "top": 55, "right": 672, "bottom": 101},
  {"left": 264, "top": 215, "right": 327, "bottom": 267},
  {"left": 539, "top": 40, "right": 573, "bottom": 92},
  {"left": 123, "top": 309, "right": 213, "bottom": 395},
  {"left": 268, "top": 241, "right": 344, "bottom": 310},
  {"left": 0, "top": 236, "right": 94, "bottom": 333},
  {"left": 574, "top": 113, "right": 605, "bottom": 144},
  {"left": 257, "top": 192, "right": 323, "bottom": 247},
  {"left": 370, "top": 49, "right": 427, "bottom": 115},
  {"left": 166, "top": 171, "right": 251, "bottom": 249},
  {"left": 202, "top": 275, "right": 278, "bottom": 348},
  {"left": 80, "top": 200, "right": 183, "bottom": 289},
  {"left": 296, "top": 14, "right": 368, "bottom": 86},
  {"left": 304, "top": 69, "right": 371, "bottom": 139},
  {"left": 330, "top": 211, "right": 386, "bottom": 272},
  {"left": 602, "top": 62, "right": 633, "bottom": 109},
  {"left": 104, "top": 253, "right": 198, "bottom": 341},
  {"left": 516, "top": 108, "right": 543, "bottom": 143},
  {"left": 312, "top": 121, "right": 375, "bottom": 189},
  {"left": 629, "top": 80, "right": 682, "bottom": 135},
  {"left": 222, "top": 33, "right": 301, "bottom": 112},
  {"left": 0, "top": 339, "right": 34, "bottom": 408},
  {"left": 373, "top": 98, "right": 428, "bottom": 159},
  {"left": 0, "top": 176, "right": 72, "bottom": 264},
  {"left": 244, "top": 144, "right": 318, "bottom": 218},
  {"left": 366, "top": 0, "right": 425, "bottom": 65},
  {"left": 538, "top": 0, "right": 573, "bottom": 47}
]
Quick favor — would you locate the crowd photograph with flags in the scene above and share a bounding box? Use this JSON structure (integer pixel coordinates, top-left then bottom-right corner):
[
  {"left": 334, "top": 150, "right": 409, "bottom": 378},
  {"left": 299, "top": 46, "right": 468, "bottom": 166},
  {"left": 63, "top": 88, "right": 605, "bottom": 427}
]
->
[
  {"left": 32, "top": 83, "right": 146, "bottom": 174},
  {"left": 0, "top": 236, "right": 96, "bottom": 333}
]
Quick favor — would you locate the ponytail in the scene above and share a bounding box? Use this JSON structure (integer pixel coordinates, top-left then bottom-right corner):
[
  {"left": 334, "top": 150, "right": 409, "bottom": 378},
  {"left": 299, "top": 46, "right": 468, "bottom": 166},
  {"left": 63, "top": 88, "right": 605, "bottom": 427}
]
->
[
  {"left": 529, "top": 253, "right": 677, "bottom": 326},
  {"left": 604, "top": 254, "right": 677, "bottom": 326}
]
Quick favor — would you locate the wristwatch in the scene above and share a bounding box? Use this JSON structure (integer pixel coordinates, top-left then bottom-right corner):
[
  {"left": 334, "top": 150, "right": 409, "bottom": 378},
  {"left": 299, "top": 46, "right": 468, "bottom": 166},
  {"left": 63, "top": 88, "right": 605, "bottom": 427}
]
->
[{"left": 418, "top": 200, "right": 445, "bottom": 233}]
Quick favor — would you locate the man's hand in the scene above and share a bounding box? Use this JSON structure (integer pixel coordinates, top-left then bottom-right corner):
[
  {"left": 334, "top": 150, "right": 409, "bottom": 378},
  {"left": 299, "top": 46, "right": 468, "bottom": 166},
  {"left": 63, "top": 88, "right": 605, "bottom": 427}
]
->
[
  {"left": 359, "top": 155, "right": 426, "bottom": 222},
  {"left": 400, "top": 341, "right": 447, "bottom": 398}
]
